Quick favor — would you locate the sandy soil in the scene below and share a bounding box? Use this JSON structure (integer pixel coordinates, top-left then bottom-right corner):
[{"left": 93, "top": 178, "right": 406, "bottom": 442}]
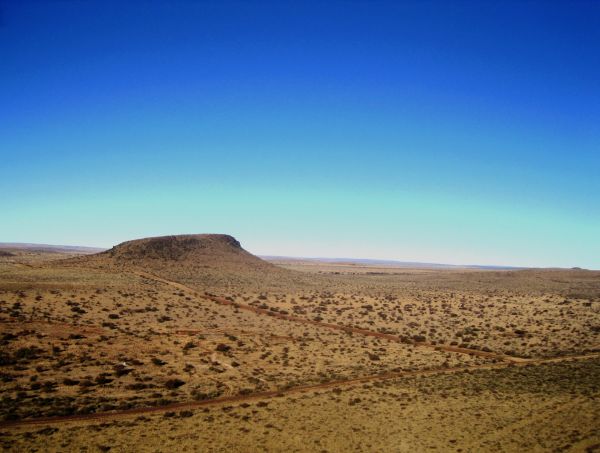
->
[{"left": 1, "top": 239, "right": 599, "bottom": 451}]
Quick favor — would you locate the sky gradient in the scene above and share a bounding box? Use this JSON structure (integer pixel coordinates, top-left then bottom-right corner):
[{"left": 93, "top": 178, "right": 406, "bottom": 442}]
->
[{"left": 1, "top": 1, "right": 599, "bottom": 268}]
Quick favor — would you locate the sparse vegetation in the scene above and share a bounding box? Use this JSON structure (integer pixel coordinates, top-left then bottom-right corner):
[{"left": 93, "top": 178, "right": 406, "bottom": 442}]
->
[{"left": 1, "top": 237, "right": 598, "bottom": 451}]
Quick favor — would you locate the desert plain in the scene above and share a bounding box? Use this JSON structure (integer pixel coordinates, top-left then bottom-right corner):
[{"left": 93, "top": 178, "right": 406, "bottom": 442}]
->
[{"left": 0, "top": 234, "right": 599, "bottom": 452}]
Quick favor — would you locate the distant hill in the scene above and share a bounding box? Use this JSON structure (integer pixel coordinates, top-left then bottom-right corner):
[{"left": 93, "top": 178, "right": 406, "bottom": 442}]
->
[
  {"left": 0, "top": 243, "right": 106, "bottom": 254},
  {"left": 69, "top": 234, "right": 288, "bottom": 290}
]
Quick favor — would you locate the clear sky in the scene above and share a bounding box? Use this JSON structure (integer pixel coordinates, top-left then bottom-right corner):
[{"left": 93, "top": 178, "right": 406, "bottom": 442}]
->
[{"left": 1, "top": 1, "right": 599, "bottom": 268}]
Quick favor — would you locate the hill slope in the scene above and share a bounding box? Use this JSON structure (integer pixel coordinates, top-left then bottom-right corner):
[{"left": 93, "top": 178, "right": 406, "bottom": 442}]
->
[{"left": 68, "top": 234, "right": 290, "bottom": 290}]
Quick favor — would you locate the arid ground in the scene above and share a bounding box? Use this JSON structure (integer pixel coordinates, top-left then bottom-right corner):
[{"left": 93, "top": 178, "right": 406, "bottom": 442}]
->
[{"left": 1, "top": 235, "right": 599, "bottom": 452}]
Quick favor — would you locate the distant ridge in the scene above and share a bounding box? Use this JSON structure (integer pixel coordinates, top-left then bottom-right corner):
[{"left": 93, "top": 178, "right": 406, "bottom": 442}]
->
[
  {"left": 262, "top": 256, "right": 528, "bottom": 270},
  {"left": 0, "top": 243, "right": 105, "bottom": 254}
]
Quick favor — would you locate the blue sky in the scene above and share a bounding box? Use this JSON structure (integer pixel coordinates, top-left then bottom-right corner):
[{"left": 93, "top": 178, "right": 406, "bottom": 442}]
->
[{"left": 1, "top": 1, "right": 599, "bottom": 268}]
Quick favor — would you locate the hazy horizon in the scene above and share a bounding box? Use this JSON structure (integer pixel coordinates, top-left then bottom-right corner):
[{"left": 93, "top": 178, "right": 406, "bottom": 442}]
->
[
  {"left": 0, "top": 239, "right": 591, "bottom": 270},
  {"left": 2, "top": 1, "right": 599, "bottom": 269}
]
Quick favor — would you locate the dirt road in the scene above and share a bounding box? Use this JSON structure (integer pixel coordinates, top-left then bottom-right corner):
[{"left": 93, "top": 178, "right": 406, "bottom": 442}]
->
[
  {"left": 2, "top": 353, "right": 598, "bottom": 429},
  {"left": 3, "top": 268, "right": 596, "bottom": 429},
  {"left": 132, "top": 271, "right": 526, "bottom": 363}
]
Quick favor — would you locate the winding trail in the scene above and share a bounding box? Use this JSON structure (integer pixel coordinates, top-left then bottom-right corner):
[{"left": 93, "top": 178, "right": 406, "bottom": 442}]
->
[
  {"left": 132, "top": 271, "right": 526, "bottom": 363},
  {"left": 2, "top": 354, "right": 598, "bottom": 429},
  {"left": 2, "top": 268, "right": 597, "bottom": 430}
]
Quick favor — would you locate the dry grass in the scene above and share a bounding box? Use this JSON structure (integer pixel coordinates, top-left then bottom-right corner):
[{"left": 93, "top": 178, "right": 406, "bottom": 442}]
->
[
  {"left": 1, "top": 238, "right": 599, "bottom": 451},
  {"left": 3, "top": 359, "right": 598, "bottom": 452}
]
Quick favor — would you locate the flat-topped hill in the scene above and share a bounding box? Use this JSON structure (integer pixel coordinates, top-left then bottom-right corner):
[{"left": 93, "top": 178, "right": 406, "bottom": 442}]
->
[
  {"left": 100, "top": 234, "right": 268, "bottom": 269},
  {"left": 67, "top": 234, "right": 289, "bottom": 290}
]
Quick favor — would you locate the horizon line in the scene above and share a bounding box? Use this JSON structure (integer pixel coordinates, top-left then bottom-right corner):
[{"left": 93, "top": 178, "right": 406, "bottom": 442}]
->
[{"left": 1, "top": 241, "right": 594, "bottom": 271}]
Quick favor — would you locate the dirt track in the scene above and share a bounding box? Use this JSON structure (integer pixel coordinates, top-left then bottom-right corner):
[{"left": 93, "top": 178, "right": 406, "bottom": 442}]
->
[
  {"left": 133, "top": 271, "right": 527, "bottom": 363},
  {"left": 2, "top": 353, "right": 598, "bottom": 429},
  {"left": 2, "top": 268, "right": 596, "bottom": 430}
]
